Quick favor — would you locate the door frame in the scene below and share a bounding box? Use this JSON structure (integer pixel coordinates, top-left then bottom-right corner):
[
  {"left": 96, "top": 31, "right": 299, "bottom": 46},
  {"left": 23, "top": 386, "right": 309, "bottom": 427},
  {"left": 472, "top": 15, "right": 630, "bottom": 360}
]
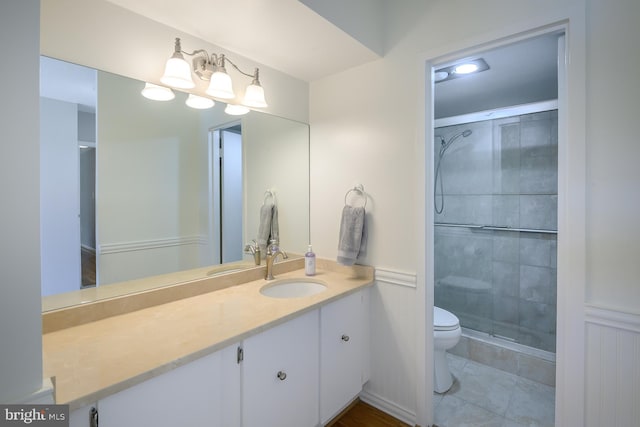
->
[{"left": 416, "top": 19, "right": 586, "bottom": 427}]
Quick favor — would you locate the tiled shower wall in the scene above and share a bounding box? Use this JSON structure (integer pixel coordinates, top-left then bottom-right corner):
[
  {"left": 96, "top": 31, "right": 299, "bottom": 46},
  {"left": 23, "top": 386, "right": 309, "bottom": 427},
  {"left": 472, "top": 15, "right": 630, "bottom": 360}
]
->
[{"left": 434, "top": 110, "right": 558, "bottom": 352}]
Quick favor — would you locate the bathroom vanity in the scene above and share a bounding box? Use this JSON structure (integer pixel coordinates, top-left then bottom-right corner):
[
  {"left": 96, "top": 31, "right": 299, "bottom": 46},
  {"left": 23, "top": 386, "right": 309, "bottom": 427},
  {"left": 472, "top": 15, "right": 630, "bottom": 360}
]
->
[{"left": 42, "top": 259, "right": 373, "bottom": 427}]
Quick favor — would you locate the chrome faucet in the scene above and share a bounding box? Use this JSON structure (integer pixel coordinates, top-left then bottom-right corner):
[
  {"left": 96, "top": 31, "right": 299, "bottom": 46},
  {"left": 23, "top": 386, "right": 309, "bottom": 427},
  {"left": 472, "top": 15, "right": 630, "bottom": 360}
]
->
[
  {"left": 244, "top": 239, "right": 261, "bottom": 265},
  {"left": 265, "top": 240, "right": 287, "bottom": 280}
]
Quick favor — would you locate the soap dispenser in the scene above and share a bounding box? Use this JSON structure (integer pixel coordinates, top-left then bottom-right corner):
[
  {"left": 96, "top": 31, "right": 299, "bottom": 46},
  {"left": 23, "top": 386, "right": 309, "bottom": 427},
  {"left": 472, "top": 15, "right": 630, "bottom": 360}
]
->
[{"left": 305, "top": 245, "right": 316, "bottom": 276}]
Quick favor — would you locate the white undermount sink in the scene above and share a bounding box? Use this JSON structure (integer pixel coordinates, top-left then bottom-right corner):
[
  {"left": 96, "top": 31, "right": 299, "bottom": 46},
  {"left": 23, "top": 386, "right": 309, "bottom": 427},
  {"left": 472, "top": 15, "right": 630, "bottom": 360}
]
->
[{"left": 260, "top": 279, "right": 327, "bottom": 298}]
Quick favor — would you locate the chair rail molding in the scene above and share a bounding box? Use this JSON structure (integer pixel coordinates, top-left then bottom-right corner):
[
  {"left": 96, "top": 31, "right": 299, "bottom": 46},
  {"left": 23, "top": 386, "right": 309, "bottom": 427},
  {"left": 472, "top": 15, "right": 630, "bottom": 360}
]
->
[
  {"left": 99, "top": 235, "right": 206, "bottom": 254},
  {"left": 374, "top": 268, "right": 417, "bottom": 288}
]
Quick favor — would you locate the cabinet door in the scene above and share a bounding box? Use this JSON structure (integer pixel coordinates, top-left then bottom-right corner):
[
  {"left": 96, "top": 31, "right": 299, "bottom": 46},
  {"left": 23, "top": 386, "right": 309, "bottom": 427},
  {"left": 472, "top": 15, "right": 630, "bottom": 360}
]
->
[
  {"left": 242, "top": 309, "right": 319, "bottom": 427},
  {"left": 98, "top": 345, "right": 239, "bottom": 427},
  {"left": 320, "top": 290, "right": 366, "bottom": 423},
  {"left": 69, "top": 403, "right": 96, "bottom": 427}
]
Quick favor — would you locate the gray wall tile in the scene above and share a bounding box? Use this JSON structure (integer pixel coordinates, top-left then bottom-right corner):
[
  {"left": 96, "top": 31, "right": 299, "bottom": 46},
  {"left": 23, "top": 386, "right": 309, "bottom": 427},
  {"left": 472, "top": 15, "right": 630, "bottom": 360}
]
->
[{"left": 435, "top": 110, "right": 557, "bottom": 353}]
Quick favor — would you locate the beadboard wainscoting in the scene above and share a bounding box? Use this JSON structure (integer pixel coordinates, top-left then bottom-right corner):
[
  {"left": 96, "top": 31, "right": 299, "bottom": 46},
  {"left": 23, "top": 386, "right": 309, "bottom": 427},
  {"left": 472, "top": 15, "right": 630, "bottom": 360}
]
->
[
  {"left": 360, "top": 268, "right": 418, "bottom": 425},
  {"left": 98, "top": 235, "right": 207, "bottom": 284},
  {"left": 584, "top": 305, "right": 640, "bottom": 427}
]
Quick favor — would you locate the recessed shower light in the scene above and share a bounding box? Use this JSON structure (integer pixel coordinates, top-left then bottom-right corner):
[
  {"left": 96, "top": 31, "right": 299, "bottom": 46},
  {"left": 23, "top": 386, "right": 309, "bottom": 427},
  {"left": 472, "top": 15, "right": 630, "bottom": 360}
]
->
[
  {"left": 453, "top": 63, "right": 479, "bottom": 74},
  {"left": 434, "top": 58, "right": 490, "bottom": 83}
]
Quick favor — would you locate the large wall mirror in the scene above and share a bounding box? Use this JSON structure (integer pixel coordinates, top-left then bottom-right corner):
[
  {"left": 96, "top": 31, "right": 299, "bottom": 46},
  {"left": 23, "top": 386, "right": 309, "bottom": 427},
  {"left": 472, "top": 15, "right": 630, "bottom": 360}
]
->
[{"left": 40, "top": 56, "right": 310, "bottom": 311}]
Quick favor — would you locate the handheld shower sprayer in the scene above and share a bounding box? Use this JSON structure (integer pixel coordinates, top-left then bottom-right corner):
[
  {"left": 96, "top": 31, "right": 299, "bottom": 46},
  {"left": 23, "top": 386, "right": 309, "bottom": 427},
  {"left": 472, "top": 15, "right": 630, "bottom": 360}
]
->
[
  {"left": 434, "top": 129, "right": 472, "bottom": 214},
  {"left": 439, "top": 129, "right": 472, "bottom": 155}
]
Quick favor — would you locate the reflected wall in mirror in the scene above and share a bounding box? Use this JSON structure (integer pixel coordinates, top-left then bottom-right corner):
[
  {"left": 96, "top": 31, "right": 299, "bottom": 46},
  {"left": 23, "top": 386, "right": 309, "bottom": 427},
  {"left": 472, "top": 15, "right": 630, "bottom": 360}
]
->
[{"left": 40, "top": 56, "right": 309, "bottom": 309}]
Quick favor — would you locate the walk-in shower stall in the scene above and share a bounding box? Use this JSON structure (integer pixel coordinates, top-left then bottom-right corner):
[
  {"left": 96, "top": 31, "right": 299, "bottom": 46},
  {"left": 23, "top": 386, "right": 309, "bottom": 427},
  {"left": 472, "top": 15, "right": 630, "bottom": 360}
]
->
[{"left": 434, "top": 101, "right": 558, "bottom": 355}]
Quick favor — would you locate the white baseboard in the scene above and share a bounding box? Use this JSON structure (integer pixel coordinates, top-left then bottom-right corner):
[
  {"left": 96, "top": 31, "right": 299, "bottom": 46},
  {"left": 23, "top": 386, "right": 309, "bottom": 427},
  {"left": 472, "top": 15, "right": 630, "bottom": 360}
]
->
[{"left": 359, "top": 389, "right": 416, "bottom": 426}]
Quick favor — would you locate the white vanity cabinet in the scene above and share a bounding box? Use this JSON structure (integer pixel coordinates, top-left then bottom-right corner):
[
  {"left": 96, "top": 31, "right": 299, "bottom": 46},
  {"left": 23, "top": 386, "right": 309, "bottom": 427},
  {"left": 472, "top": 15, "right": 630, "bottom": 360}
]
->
[
  {"left": 64, "top": 287, "right": 371, "bottom": 427},
  {"left": 96, "top": 344, "right": 240, "bottom": 427},
  {"left": 320, "top": 289, "right": 369, "bottom": 424},
  {"left": 241, "top": 309, "right": 320, "bottom": 427}
]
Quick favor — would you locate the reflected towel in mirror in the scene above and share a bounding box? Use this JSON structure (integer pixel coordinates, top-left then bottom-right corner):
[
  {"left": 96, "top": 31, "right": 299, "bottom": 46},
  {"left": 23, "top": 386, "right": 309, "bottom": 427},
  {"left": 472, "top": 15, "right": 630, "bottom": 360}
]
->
[{"left": 257, "top": 202, "right": 279, "bottom": 253}]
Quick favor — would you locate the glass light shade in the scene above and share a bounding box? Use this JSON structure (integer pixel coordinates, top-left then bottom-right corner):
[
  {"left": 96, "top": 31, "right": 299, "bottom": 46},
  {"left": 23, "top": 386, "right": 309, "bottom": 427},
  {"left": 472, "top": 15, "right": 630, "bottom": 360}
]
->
[
  {"left": 224, "top": 104, "right": 250, "bottom": 116},
  {"left": 206, "top": 70, "right": 235, "bottom": 99},
  {"left": 161, "top": 56, "right": 195, "bottom": 89},
  {"left": 141, "top": 83, "right": 175, "bottom": 101},
  {"left": 242, "top": 83, "right": 268, "bottom": 108},
  {"left": 185, "top": 94, "right": 214, "bottom": 109},
  {"left": 434, "top": 71, "right": 449, "bottom": 82}
]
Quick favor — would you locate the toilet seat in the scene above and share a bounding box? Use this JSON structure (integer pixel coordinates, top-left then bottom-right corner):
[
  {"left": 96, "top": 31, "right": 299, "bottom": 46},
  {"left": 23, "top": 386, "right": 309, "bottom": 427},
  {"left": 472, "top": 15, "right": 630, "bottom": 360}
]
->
[{"left": 434, "top": 306, "right": 460, "bottom": 331}]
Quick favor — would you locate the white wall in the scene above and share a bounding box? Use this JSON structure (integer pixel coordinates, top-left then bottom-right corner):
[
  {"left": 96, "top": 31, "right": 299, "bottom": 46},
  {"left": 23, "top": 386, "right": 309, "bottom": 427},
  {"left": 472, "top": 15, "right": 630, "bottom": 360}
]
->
[
  {"left": 309, "top": 0, "right": 638, "bottom": 424},
  {"left": 0, "top": 0, "right": 43, "bottom": 403},
  {"left": 584, "top": 0, "right": 640, "bottom": 314},
  {"left": 40, "top": 0, "right": 309, "bottom": 123}
]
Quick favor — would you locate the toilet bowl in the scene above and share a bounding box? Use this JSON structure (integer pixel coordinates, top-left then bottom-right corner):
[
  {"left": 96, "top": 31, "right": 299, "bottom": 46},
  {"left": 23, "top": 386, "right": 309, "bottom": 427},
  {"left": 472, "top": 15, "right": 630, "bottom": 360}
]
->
[{"left": 433, "top": 306, "right": 461, "bottom": 393}]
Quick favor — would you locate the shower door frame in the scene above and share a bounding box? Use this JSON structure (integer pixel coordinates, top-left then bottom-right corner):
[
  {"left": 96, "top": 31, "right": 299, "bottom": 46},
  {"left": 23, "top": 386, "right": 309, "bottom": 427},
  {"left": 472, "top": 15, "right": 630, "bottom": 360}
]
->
[
  {"left": 416, "top": 19, "right": 586, "bottom": 427},
  {"left": 433, "top": 100, "right": 560, "bottom": 354}
]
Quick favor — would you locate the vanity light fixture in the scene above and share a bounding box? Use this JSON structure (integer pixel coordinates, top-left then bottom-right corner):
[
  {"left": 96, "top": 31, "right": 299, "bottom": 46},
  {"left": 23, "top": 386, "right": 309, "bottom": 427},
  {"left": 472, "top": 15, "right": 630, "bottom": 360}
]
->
[
  {"left": 434, "top": 58, "right": 490, "bottom": 83},
  {"left": 141, "top": 82, "right": 175, "bottom": 101},
  {"left": 161, "top": 38, "right": 268, "bottom": 108},
  {"left": 224, "top": 104, "right": 250, "bottom": 115},
  {"left": 185, "top": 94, "right": 215, "bottom": 109}
]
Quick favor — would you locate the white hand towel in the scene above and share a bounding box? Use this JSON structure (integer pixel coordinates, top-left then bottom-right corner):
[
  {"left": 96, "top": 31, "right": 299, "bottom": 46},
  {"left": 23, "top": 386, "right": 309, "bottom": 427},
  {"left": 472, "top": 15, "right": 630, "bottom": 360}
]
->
[{"left": 337, "top": 205, "right": 366, "bottom": 266}]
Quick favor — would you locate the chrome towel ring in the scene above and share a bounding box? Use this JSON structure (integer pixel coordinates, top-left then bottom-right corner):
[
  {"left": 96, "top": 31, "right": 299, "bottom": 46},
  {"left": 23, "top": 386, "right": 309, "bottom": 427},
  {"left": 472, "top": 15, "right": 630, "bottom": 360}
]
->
[{"left": 344, "top": 184, "right": 367, "bottom": 208}]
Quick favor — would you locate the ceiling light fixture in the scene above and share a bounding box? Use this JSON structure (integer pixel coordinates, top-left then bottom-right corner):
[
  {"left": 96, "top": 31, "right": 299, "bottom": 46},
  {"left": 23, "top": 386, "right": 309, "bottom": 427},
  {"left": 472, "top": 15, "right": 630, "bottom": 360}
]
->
[
  {"left": 434, "top": 58, "right": 490, "bottom": 84},
  {"left": 453, "top": 63, "right": 479, "bottom": 74},
  {"left": 141, "top": 83, "right": 175, "bottom": 101},
  {"left": 185, "top": 94, "right": 214, "bottom": 109},
  {"left": 434, "top": 71, "right": 449, "bottom": 83},
  {"left": 160, "top": 38, "right": 268, "bottom": 108}
]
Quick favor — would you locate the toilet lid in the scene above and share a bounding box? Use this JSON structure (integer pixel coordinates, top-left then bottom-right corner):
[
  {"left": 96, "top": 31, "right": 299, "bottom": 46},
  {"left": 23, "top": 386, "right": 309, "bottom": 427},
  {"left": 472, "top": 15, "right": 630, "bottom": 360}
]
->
[{"left": 434, "top": 307, "right": 460, "bottom": 331}]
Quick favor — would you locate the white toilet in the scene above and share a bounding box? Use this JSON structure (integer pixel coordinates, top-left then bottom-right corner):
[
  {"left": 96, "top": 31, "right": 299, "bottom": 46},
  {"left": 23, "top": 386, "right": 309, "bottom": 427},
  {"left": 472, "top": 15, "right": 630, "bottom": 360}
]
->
[{"left": 433, "top": 306, "right": 461, "bottom": 393}]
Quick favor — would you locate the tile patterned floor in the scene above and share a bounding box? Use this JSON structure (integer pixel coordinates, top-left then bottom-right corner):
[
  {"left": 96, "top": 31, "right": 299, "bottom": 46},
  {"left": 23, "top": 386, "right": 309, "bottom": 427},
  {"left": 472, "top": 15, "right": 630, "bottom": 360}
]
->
[{"left": 433, "top": 354, "right": 555, "bottom": 427}]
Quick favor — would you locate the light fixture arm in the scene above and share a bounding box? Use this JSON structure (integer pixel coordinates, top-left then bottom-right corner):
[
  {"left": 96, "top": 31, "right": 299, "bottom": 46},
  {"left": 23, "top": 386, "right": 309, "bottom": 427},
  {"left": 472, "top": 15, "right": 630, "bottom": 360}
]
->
[
  {"left": 223, "top": 56, "right": 259, "bottom": 80},
  {"left": 171, "top": 38, "right": 260, "bottom": 82}
]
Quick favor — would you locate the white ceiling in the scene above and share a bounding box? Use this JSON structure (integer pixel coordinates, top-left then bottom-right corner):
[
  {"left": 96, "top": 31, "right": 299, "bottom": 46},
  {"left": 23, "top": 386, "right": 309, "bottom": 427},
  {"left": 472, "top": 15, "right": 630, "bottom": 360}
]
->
[
  {"left": 434, "top": 33, "right": 559, "bottom": 119},
  {"left": 102, "top": 0, "right": 381, "bottom": 82},
  {"left": 40, "top": 3, "right": 559, "bottom": 118}
]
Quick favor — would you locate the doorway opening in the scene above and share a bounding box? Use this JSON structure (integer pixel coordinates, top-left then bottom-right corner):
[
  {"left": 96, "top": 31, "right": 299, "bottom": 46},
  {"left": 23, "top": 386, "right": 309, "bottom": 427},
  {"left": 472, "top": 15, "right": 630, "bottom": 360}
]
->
[
  {"left": 429, "top": 30, "right": 565, "bottom": 427},
  {"left": 208, "top": 122, "right": 244, "bottom": 265},
  {"left": 79, "top": 141, "right": 97, "bottom": 287}
]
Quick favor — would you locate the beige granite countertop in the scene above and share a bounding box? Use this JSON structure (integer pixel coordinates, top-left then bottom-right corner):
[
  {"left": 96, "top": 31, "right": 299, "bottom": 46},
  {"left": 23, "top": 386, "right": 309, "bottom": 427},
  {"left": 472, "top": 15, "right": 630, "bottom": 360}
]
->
[{"left": 42, "top": 259, "right": 373, "bottom": 410}]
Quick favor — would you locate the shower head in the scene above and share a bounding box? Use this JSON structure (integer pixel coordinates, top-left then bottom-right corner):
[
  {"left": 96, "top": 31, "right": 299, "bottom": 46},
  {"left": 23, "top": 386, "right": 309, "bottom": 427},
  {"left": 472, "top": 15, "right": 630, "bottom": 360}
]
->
[{"left": 439, "top": 129, "right": 473, "bottom": 153}]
